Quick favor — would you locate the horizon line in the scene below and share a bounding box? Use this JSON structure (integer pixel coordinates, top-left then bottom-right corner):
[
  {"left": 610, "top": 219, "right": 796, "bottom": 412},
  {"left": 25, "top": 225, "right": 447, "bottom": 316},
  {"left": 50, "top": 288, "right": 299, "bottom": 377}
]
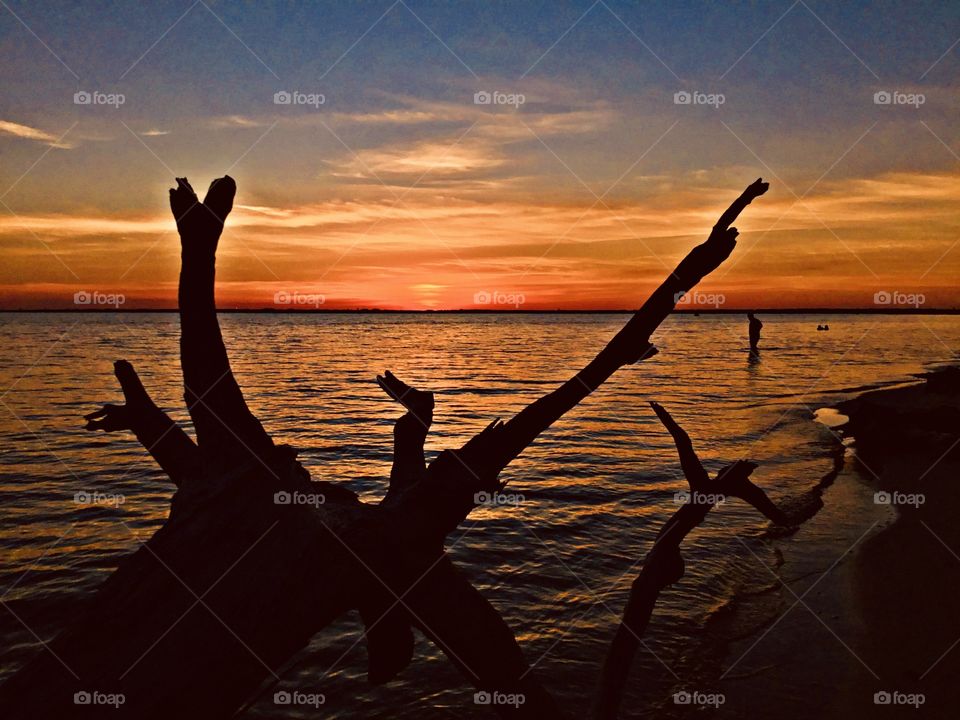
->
[{"left": 2, "top": 308, "right": 959, "bottom": 315}]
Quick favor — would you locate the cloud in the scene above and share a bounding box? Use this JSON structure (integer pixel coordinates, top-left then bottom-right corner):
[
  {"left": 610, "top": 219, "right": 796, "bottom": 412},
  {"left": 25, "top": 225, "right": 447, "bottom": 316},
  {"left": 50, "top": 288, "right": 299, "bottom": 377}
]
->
[
  {"left": 2, "top": 169, "right": 958, "bottom": 309},
  {"left": 314, "top": 98, "right": 616, "bottom": 189},
  {"left": 2, "top": 169, "right": 957, "bottom": 242},
  {"left": 139, "top": 129, "right": 170, "bottom": 137},
  {"left": 0, "top": 119, "right": 74, "bottom": 148},
  {"left": 330, "top": 108, "right": 457, "bottom": 125},
  {"left": 209, "top": 115, "right": 272, "bottom": 129},
  {"left": 327, "top": 139, "right": 505, "bottom": 183}
]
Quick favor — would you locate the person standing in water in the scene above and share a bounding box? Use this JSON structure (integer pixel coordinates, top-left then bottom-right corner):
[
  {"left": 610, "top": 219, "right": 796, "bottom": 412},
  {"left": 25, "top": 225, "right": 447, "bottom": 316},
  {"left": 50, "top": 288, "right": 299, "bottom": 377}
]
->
[{"left": 748, "top": 311, "right": 763, "bottom": 353}]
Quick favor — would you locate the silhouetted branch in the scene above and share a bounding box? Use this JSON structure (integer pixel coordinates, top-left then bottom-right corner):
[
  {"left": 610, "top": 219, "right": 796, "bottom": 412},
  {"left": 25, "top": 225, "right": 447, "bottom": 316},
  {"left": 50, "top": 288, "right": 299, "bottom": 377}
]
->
[
  {"left": 360, "top": 603, "right": 416, "bottom": 686},
  {"left": 403, "top": 556, "right": 564, "bottom": 718},
  {"left": 593, "top": 402, "right": 786, "bottom": 719},
  {"left": 713, "top": 460, "right": 790, "bottom": 525},
  {"left": 487, "top": 180, "right": 769, "bottom": 473},
  {"left": 377, "top": 370, "right": 434, "bottom": 504},
  {"left": 400, "top": 179, "right": 770, "bottom": 543},
  {"left": 84, "top": 360, "right": 199, "bottom": 486},
  {"left": 2, "top": 176, "right": 776, "bottom": 720},
  {"left": 649, "top": 400, "right": 710, "bottom": 490},
  {"left": 170, "top": 176, "right": 275, "bottom": 466}
]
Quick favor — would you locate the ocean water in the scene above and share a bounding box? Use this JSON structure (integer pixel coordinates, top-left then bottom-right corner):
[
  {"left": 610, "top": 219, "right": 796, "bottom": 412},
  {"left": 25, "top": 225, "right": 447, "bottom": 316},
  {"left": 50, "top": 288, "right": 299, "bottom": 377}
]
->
[{"left": 0, "top": 312, "right": 957, "bottom": 718}]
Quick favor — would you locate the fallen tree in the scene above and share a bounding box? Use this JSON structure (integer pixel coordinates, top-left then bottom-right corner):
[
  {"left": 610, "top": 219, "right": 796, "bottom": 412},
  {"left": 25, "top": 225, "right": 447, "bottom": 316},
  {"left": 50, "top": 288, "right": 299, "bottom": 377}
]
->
[{"left": 0, "top": 176, "right": 786, "bottom": 719}]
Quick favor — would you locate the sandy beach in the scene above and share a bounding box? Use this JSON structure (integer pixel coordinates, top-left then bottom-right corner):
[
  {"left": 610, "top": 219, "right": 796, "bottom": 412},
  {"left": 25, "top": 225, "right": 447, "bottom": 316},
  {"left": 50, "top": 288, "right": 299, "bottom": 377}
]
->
[
  {"left": 838, "top": 366, "right": 960, "bottom": 715},
  {"left": 682, "top": 366, "right": 960, "bottom": 719}
]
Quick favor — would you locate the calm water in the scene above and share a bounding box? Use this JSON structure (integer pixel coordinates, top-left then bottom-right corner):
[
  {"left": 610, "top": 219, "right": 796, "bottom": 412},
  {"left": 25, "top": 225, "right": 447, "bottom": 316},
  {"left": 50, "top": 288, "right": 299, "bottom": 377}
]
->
[{"left": 0, "top": 312, "right": 957, "bottom": 718}]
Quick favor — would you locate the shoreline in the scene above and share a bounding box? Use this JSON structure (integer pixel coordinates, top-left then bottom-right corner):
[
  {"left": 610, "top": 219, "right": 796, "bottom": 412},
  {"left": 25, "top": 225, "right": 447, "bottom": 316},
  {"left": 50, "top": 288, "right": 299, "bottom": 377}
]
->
[
  {"left": 679, "top": 365, "right": 960, "bottom": 718},
  {"left": 661, "top": 385, "right": 886, "bottom": 719},
  {"left": 836, "top": 365, "right": 960, "bottom": 715},
  {"left": 696, "top": 426, "right": 888, "bottom": 719}
]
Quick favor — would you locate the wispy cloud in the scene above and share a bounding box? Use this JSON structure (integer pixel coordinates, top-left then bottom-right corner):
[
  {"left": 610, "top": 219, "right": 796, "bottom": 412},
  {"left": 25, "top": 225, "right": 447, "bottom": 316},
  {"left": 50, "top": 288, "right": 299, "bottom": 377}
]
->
[
  {"left": 209, "top": 115, "right": 273, "bottom": 129},
  {"left": 0, "top": 119, "right": 74, "bottom": 148},
  {"left": 327, "top": 139, "right": 505, "bottom": 183}
]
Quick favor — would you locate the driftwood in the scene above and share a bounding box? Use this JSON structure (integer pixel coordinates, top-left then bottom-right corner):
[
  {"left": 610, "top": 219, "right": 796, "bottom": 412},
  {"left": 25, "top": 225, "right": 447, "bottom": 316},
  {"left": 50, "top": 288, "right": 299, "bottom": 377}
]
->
[
  {"left": 0, "top": 177, "right": 783, "bottom": 719},
  {"left": 592, "top": 402, "right": 789, "bottom": 719}
]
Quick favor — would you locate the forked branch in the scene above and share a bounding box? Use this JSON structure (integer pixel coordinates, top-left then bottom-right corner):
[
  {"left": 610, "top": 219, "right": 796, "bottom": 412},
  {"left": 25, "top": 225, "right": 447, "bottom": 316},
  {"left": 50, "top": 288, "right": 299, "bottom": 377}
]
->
[
  {"left": 7, "top": 176, "right": 778, "bottom": 720},
  {"left": 592, "top": 401, "right": 789, "bottom": 719},
  {"left": 84, "top": 360, "right": 199, "bottom": 486}
]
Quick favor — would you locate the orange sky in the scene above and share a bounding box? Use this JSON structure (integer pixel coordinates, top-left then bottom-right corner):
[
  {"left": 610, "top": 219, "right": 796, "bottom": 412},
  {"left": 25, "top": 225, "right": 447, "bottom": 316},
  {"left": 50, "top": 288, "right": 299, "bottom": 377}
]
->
[
  {"left": 0, "top": 2, "right": 958, "bottom": 310},
  {"left": 2, "top": 161, "right": 958, "bottom": 310}
]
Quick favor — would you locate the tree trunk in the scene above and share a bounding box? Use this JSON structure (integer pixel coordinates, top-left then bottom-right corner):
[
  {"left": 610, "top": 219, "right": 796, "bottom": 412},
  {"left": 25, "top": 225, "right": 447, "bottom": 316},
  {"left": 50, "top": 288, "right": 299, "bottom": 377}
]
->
[{"left": 0, "top": 178, "right": 773, "bottom": 719}]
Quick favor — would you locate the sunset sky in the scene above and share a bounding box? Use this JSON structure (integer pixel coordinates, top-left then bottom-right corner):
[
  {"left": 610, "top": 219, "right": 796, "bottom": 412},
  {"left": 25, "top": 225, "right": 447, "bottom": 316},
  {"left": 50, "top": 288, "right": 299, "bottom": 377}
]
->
[{"left": 0, "top": 0, "right": 958, "bottom": 310}]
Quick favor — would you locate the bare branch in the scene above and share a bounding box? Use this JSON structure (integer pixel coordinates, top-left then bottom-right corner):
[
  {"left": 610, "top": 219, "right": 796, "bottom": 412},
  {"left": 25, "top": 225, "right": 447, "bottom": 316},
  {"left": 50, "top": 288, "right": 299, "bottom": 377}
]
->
[
  {"left": 593, "top": 402, "right": 786, "bottom": 719},
  {"left": 84, "top": 360, "right": 199, "bottom": 486},
  {"left": 649, "top": 401, "right": 709, "bottom": 490},
  {"left": 404, "top": 179, "right": 771, "bottom": 542},
  {"left": 172, "top": 175, "right": 275, "bottom": 466},
  {"left": 377, "top": 370, "right": 434, "bottom": 503}
]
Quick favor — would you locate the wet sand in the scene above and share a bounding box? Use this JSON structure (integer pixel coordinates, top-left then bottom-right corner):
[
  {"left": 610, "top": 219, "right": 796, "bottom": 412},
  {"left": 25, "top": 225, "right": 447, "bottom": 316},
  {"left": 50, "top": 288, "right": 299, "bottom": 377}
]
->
[
  {"left": 681, "top": 367, "right": 960, "bottom": 719},
  {"left": 700, "top": 432, "right": 890, "bottom": 720}
]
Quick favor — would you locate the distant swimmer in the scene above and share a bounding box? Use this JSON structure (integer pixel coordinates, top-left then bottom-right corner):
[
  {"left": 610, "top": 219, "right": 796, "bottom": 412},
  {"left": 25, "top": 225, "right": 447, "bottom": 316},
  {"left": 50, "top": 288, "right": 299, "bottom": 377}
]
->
[
  {"left": 817, "top": 324, "right": 829, "bottom": 331},
  {"left": 748, "top": 312, "right": 762, "bottom": 352}
]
